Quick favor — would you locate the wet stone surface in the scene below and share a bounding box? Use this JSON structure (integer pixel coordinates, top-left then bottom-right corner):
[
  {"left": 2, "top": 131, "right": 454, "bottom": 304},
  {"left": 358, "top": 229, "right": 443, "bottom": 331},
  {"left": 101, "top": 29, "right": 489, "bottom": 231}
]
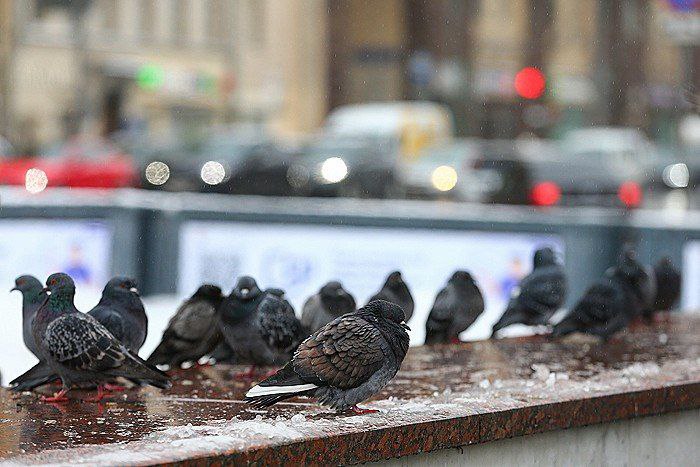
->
[{"left": 1, "top": 316, "right": 699, "bottom": 465}]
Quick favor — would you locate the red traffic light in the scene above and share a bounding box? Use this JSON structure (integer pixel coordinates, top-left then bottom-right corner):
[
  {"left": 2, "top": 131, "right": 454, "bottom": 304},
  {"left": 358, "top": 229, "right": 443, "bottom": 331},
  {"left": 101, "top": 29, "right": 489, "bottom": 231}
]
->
[
  {"left": 514, "top": 67, "right": 546, "bottom": 99},
  {"left": 531, "top": 181, "right": 561, "bottom": 206}
]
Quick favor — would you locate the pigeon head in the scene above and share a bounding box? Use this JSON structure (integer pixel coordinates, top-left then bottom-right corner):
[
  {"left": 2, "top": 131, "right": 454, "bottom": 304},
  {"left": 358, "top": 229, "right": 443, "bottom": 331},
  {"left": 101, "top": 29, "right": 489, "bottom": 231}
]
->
[
  {"left": 533, "top": 247, "right": 557, "bottom": 268},
  {"left": 384, "top": 271, "right": 406, "bottom": 288},
  {"left": 265, "top": 287, "right": 286, "bottom": 298},
  {"left": 194, "top": 284, "right": 223, "bottom": 299},
  {"left": 44, "top": 273, "right": 76, "bottom": 301},
  {"left": 320, "top": 281, "right": 355, "bottom": 316},
  {"left": 11, "top": 275, "right": 43, "bottom": 295},
  {"left": 232, "top": 276, "right": 261, "bottom": 300},
  {"left": 364, "top": 300, "right": 409, "bottom": 328},
  {"left": 450, "top": 270, "right": 475, "bottom": 285},
  {"left": 103, "top": 276, "right": 140, "bottom": 298},
  {"left": 617, "top": 246, "right": 642, "bottom": 277}
]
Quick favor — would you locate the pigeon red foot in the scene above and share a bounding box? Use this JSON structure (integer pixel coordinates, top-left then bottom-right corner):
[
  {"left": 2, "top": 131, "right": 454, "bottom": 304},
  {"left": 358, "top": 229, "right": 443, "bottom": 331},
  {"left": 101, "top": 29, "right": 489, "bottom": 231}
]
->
[
  {"left": 350, "top": 405, "right": 379, "bottom": 415},
  {"left": 104, "top": 383, "right": 127, "bottom": 392},
  {"left": 233, "top": 366, "right": 258, "bottom": 380},
  {"left": 86, "top": 385, "right": 112, "bottom": 402},
  {"left": 450, "top": 337, "right": 461, "bottom": 344},
  {"left": 41, "top": 388, "right": 69, "bottom": 403}
]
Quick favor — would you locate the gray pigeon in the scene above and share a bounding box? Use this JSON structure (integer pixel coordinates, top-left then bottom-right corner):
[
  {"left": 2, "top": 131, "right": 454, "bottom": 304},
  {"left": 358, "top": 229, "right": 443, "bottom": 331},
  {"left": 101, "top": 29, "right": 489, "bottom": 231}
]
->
[
  {"left": 491, "top": 247, "right": 567, "bottom": 338},
  {"left": 552, "top": 247, "right": 650, "bottom": 340},
  {"left": 29, "top": 273, "right": 169, "bottom": 402},
  {"left": 653, "top": 257, "right": 681, "bottom": 312},
  {"left": 88, "top": 277, "right": 147, "bottom": 353},
  {"left": 301, "top": 281, "right": 356, "bottom": 333},
  {"left": 246, "top": 300, "right": 410, "bottom": 414},
  {"left": 218, "top": 276, "right": 299, "bottom": 377},
  {"left": 147, "top": 284, "right": 224, "bottom": 368},
  {"left": 425, "top": 271, "right": 484, "bottom": 345},
  {"left": 368, "top": 271, "right": 414, "bottom": 321},
  {"left": 11, "top": 275, "right": 45, "bottom": 358}
]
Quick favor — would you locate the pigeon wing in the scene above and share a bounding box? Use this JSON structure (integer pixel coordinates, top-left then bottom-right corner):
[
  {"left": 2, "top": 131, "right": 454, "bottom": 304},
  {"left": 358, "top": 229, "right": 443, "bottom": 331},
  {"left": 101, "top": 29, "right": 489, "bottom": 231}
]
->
[
  {"left": 257, "top": 297, "right": 304, "bottom": 353},
  {"left": 44, "top": 313, "right": 127, "bottom": 372},
  {"left": 519, "top": 268, "right": 566, "bottom": 312},
  {"left": 425, "top": 288, "right": 454, "bottom": 332},
  {"left": 293, "top": 315, "right": 385, "bottom": 389}
]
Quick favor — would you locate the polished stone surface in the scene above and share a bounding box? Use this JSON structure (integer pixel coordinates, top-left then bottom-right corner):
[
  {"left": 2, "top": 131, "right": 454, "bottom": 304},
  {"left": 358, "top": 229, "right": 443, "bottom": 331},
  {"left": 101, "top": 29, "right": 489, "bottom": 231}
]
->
[{"left": 1, "top": 316, "right": 698, "bottom": 465}]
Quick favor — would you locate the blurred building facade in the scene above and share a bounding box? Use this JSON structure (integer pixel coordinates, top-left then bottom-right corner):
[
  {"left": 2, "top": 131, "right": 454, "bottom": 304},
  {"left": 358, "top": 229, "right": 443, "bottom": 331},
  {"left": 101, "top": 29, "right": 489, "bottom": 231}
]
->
[
  {"left": 0, "top": 0, "right": 327, "bottom": 150},
  {"left": 327, "top": 0, "right": 697, "bottom": 141},
  {"left": 0, "top": 0, "right": 697, "bottom": 150}
]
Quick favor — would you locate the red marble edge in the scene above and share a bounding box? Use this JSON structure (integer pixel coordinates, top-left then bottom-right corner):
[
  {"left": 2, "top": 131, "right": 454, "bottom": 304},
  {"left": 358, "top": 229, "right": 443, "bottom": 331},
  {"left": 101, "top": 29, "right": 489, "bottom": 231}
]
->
[{"left": 156, "top": 380, "right": 700, "bottom": 466}]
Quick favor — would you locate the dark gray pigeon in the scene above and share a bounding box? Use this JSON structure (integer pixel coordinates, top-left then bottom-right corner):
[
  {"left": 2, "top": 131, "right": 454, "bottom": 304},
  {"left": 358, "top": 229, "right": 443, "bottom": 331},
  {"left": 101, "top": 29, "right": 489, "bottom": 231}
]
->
[
  {"left": 88, "top": 277, "right": 147, "bottom": 353},
  {"left": 246, "top": 300, "right": 410, "bottom": 414},
  {"left": 147, "top": 284, "right": 224, "bottom": 368},
  {"left": 218, "top": 276, "right": 298, "bottom": 377},
  {"left": 368, "top": 271, "right": 414, "bottom": 321},
  {"left": 11, "top": 275, "right": 45, "bottom": 358},
  {"left": 491, "top": 247, "right": 567, "bottom": 338},
  {"left": 28, "top": 273, "right": 169, "bottom": 402},
  {"left": 653, "top": 257, "right": 681, "bottom": 312},
  {"left": 425, "top": 271, "right": 484, "bottom": 345},
  {"left": 552, "top": 248, "right": 649, "bottom": 340},
  {"left": 301, "top": 281, "right": 356, "bottom": 333}
]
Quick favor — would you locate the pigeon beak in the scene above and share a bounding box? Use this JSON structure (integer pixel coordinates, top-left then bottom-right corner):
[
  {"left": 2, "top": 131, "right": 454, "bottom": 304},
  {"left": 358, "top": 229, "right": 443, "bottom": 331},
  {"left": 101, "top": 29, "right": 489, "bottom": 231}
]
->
[
  {"left": 240, "top": 288, "right": 250, "bottom": 297},
  {"left": 129, "top": 287, "right": 140, "bottom": 296},
  {"left": 10, "top": 286, "right": 18, "bottom": 293},
  {"left": 401, "top": 320, "right": 410, "bottom": 331},
  {"left": 41, "top": 287, "right": 51, "bottom": 296}
]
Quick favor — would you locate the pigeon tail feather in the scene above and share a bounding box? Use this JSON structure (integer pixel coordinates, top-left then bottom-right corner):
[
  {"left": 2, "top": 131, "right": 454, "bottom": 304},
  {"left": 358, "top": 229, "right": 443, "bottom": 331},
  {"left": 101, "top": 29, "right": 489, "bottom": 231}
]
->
[
  {"left": 9, "top": 361, "right": 57, "bottom": 392},
  {"left": 245, "top": 363, "right": 317, "bottom": 407}
]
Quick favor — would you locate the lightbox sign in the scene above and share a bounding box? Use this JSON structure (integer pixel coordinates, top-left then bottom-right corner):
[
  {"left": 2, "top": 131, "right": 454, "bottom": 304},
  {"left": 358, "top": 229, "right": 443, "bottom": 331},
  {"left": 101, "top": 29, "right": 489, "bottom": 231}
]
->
[{"left": 179, "top": 221, "right": 563, "bottom": 343}]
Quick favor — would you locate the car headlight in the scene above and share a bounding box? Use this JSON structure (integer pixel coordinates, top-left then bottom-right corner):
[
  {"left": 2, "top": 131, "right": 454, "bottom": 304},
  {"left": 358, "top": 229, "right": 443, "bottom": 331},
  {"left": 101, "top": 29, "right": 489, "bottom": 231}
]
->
[
  {"left": 201, "top": 161, "right": 226, "bottom": 185},
  {"left": 662, "top": 163, "right": 689, "bottom": 188},
  {"left": 25, "top": 168, "right": 48, "bottom": 193},
  {"left": 320, "top": 157, "right": 348, "bottom": 183},
  {"left": 145, "top": 161, "right": 170, "bottom": 186},
  {"left": 431, "top": 165, "right": 458, "bottom": 191}
]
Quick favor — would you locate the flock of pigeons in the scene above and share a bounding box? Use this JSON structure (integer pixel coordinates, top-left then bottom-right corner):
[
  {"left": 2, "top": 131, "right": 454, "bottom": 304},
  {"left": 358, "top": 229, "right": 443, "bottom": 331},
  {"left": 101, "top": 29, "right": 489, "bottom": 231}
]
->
[{"left": 7, "top": 245, "right": 681, "bottom": 414}]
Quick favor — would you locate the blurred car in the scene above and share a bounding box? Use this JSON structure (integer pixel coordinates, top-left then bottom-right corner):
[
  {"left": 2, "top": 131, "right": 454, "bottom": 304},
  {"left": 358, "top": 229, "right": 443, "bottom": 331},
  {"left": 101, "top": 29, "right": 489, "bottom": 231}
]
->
[
  {"left": 324, "top": 101, "right": 454, "bottom": 162},
  {"left": 398, "top": 139, "right": 480, "bottom": 200},
  {"left": 289, "top": 135, "right": 400, "bottom": 198},
  {"left": 0, "top": 136, "right": 138, "bottom": 189},
  {"left": 468, "top": 129, "right": 655, "bottom": 208},
  {"left": 133, "top": 126, "right": 294, "bottom": 196}
]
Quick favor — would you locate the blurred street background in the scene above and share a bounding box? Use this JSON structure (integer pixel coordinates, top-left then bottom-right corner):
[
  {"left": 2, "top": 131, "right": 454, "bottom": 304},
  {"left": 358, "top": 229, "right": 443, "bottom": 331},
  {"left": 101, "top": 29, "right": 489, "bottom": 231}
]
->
[{"left": 0, "top": 1, "right": 699, "bottom": 379}]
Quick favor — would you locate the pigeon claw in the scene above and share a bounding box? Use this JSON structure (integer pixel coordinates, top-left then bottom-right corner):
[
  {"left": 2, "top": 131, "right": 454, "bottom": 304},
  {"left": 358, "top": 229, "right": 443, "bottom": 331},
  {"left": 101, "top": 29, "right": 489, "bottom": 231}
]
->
[
  {"left": 103, "top": 383, "right": 127, "bottom": 392},
  {"left": 85, "top": 385, "right": 110, "bottom": 403},
  {"left": 41, "top": 388, "right": 69, "bottom": 403},
  {"left": 350, "top": 405, "right": 379, "bottom": 415}
]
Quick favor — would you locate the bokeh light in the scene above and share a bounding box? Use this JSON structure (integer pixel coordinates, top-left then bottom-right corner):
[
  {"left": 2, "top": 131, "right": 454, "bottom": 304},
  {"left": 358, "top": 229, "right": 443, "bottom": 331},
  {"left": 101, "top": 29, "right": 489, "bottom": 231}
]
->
[
  {"left": 200, "top": 161, "right": 226, "bottom": 185},
  {"left": 431, "top": 165, "right": 458, "bottom": 192},
  {"left": 144, "top": 161, "right": 170, "bottom": 186},
  {"left": 662, "top": 163, "right": 689, "bottom": 188},
  {"left": 531, "top": 181, "right": 561, "bottom": 206},
  {"left": 25, "top": 168, "right": 48, "bottom": 194},
  {"left": 618, "top": 181, "right": 642, "bottom": 208},
  {"left": 514, "top": 67, "right": 546, "bottom": 99},
  {"left": 287, "top": 164, "right": 310, "bottom": 188},
  {"left": 320, "top": 157, "right": 348, "bottom": 183}
]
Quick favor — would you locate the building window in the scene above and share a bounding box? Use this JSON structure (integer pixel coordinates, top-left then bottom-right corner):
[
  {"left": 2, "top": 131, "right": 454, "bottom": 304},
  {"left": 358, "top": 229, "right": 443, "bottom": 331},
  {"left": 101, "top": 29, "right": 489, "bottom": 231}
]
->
[
  {"left": 249, "top": 0, "right": 265, "bottom": 47},
  {"left": 174, "top": 0, "right": 189, "bottom": 45},
  {"left": 140, "top": 0, "right": 156, "bottom": 41},
  {"left": 207, "top": 0, "right": 229, "bottom": 45},
  {"left": 101, "top": 0, "right": 120, "bottom": 32}
]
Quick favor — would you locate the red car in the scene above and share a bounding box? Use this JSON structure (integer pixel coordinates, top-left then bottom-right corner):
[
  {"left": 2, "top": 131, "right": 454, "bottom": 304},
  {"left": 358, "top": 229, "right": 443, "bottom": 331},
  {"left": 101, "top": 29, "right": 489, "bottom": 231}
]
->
[{"left": 0, "top": 137, "right": 138, "bottom": 189}]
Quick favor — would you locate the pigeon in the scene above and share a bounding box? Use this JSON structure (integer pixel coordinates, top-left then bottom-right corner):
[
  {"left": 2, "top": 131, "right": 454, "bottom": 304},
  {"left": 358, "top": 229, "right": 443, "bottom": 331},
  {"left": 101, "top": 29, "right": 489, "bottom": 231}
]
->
[
  {"left": 218, "top": 276, "right": 300, "bottom": 377},
  {"left": 551, "top": 248, "right": 650, "bottom": 340},
  {"left": 28, "top": 273, "right": 170, "bottom": 402},
  {"left": 491, "top": 247, "right": 567, "bottom": 338},
  {"left": 88, "top": 277, "right": 147, "bottom": 353},
  {"left": 652, "top": 257, "right": 681, "bottom": 312},
  {"left": 424, "top": 271, "right": 484, "bottom": 345},
  {"left": 367, "top": 271, "right": 414, "bottom": 321},
  {"left": 147, "top": 284, "right": 224, "bottom": 368},
  {"left": 301, "top": 281, "right": 356, "bottom": 333},
  {"left": 245, "top": 300, "right": 410, "bottom": 414},
  {"left": 10, "top": 275, "right": 45, "bottom": 358}
]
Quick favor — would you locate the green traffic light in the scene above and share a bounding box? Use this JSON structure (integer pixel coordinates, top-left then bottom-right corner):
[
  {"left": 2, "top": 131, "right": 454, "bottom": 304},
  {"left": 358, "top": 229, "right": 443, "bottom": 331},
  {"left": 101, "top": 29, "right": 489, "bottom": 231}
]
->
[{"left": 136, "top": 64, "right": 165, "bottom": 90}]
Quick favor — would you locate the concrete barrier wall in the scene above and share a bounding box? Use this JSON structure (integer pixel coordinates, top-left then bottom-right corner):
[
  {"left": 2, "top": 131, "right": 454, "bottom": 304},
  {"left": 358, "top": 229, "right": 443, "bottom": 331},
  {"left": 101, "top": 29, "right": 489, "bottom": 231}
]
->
[{"left": 1, "top": 188, "right": 698, "bottom": 307}]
